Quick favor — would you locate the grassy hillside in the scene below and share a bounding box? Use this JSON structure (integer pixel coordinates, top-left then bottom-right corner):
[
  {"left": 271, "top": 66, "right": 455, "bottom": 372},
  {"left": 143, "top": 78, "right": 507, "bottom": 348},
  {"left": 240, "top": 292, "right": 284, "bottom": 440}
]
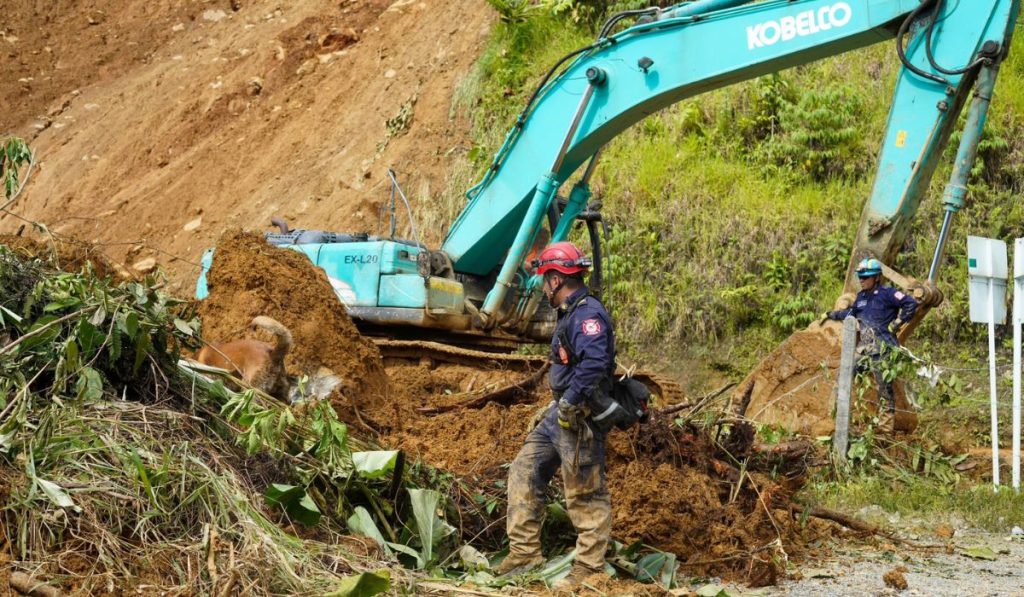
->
[{"left": 451, "top": 2, "right": 1024, "bottom": 381}]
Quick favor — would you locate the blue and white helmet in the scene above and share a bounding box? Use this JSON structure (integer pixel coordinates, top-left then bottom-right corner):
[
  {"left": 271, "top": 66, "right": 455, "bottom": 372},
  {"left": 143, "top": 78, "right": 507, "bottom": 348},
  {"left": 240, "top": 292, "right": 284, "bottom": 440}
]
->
[{"left": 856, "top": 258, "right": 883, "bottom": 278}]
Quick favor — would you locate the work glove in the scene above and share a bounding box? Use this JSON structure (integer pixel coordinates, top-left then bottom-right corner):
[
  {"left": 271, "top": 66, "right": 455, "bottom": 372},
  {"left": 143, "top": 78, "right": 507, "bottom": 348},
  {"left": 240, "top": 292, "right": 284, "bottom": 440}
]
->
[
  {"left": 889, "top": 318, "right": 905, "bottom": 335},
  {"left": 819, "top": 312, "right": 832, "bottom": 325},
  {"left": 557, "top": 397, "right": 583, "bottom": 431}
]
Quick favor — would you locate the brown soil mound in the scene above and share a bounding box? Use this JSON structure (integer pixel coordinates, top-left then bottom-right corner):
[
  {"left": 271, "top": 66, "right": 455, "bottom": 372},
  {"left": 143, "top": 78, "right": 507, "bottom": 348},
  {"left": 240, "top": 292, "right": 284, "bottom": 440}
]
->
[
  {"left": 0, "top": 233, "right": 123, "bottom": 280},
  {"left": 186, "top": 228, "right": 825, "bottom": 584},
  {"left": 197, "top": 229, "right": 387, "bottom": 399},
  {"left": 370, "top": 357, "right": 825, "bottom": 583},
  {"left": 735, "top": 323, "right": 916, "bottom": 435}
]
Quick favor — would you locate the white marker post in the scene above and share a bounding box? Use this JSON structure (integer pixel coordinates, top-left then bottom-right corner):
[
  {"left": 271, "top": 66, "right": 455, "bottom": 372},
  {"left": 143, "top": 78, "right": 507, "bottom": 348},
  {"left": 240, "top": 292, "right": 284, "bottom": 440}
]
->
[
  {"left": 968, "top": 236, "right": 1008, "bottom": 489},
  {"left": 1013, "top": 238, "right": 1024, "bottom": 491}
]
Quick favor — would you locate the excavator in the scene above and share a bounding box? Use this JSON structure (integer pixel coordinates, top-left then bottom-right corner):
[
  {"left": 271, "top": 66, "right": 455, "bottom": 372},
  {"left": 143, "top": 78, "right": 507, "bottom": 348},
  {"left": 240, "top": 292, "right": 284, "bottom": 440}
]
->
[{"left": 197, "top": 0, "right": 1018, "bottom": 414}]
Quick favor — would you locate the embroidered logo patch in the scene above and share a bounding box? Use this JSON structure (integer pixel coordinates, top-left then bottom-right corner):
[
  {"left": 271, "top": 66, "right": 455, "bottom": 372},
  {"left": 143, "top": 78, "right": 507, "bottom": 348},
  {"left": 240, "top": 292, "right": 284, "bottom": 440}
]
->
[
  {"left": 581, "top": 319, "right": 602, "bottom": 336},
  {"left": 894, "top": 291, "right": 905, "bottom": 299}
]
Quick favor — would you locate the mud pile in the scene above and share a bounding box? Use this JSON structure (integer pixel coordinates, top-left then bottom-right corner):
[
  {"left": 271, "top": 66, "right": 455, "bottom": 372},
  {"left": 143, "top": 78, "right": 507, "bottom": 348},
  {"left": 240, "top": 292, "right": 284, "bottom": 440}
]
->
[
  {"left": 367, "top": 361, "right": 825, "bottom": 583},
  {"left": 197, "top": 229, "right": 388, "bottom": 400},
  {"left": 735, "top": 323, "right": 916, "bottom": 435},
  {"left": 193, "top": 231, "right": 823, "bottom": 583}
]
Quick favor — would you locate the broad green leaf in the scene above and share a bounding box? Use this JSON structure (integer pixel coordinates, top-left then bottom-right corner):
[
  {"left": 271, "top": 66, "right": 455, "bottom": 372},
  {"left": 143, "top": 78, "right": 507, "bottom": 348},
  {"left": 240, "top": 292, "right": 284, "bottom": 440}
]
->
[
  {"left": 293, "top": 493, "right": 321, "bottom": 526},
  {"left": 0, "top": 430, "right": 15, "bottom": 454},
  {"left": 36, "top": 478, "right": 81, "bottom": 513},
  {"left": 408, "top": 488, "right": 454, "bottom": 568},
  {"left": 124, "top": 312, "right": 139, "bottom": 339},
  {"left": 347, "top": 506, "right": 388, "bottom": 548},
  {"left": 173, "top": 318, "right": 194, "bottom": 336},
  {"left": 264, "top": 484, "right": 321, "bottom": 526},
  {"left": 75, "top": 367, "right": 104, "bottom": 401},
  {"left": 385, "top": 541, "right": 421, "bottom": 562},
  {"left": 77, "top": 319, "right": 102, "bottom": 354},
  {"left": 458, "top": 544, "right": 489, "bottom": 570},
  {"left": 695, "top": 584, "right": 733, "bottom": 597},
  {"left": 659, "top": 552, "right": 677, "bottom": 589},
  {"left": 64, "top": 338, "right": 79, "bottom": 373},
  {"left": 635, "top": 552, "right": 668, "bottom": 584},
  {"left": 620, "top": 540, "right": 644, "bottom": 558},
  {"left": 539, "top": 550, "right": 576, "bottom": 587},
  {"left": 89, "top": 306, "right": 106, "bottom": 326},
  {"left": 960, "top": 546, "right": 998, "bottom": 561},
  {"left": 43, "top": 297, "right": 81, "bottom": 312},
  {"left": 352, "top": 450, "right": 399, "bottom": 479},
  {"left": 325, "top": 570, "right": 390, "bottom": 597}
]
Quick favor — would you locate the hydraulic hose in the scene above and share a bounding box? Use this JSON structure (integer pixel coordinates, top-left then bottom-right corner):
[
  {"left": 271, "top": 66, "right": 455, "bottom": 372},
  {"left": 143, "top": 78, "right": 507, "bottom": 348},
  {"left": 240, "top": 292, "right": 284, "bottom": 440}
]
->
[
  {"left": 598, "top": 7, "right": 661, "bottom": 39},
  {"left": 924, "top": 0, "right": 988, "bottom": 76},
  {"left": 895, "top": 0, "right": 950, "bottom": 87}
]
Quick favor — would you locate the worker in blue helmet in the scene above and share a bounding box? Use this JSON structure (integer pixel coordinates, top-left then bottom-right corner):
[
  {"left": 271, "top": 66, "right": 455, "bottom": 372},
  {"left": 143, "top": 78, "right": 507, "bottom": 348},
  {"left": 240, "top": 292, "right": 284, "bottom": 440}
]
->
[{"left": 822, "top": 258, "right": 918, "bottom": 433}]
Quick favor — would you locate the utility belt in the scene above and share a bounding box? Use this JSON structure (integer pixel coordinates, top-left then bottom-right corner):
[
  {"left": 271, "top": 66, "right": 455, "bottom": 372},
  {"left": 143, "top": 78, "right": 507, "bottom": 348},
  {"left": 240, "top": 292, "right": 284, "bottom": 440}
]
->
[{"left": 553, "top": 376, "right": 650, "bottom": 434}]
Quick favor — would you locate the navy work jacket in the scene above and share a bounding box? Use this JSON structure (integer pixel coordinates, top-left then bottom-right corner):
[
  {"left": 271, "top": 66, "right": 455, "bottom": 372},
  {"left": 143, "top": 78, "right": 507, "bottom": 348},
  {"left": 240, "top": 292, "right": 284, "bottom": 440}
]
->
[
  {"left": 548, "top": 287, "right": 616, "bottom": 406},
  {"left": 828, "top": 285, "right": 918, "bottom": 346}
]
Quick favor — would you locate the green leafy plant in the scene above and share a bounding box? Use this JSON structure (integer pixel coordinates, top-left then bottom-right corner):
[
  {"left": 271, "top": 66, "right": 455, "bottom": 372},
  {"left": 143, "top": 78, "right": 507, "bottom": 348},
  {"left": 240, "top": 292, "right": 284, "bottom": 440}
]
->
[
  {"left": 768, "top": 292, "right": 817, "bottom": 334},
  {"left": 756, "top": 87, "right": 868, "bottom": 181},
  {"left": 1, "top": 137, "right": 32, "bottom": 202},
  {"left": 487, "top": 0, "right": 541, "bottom": 23}
]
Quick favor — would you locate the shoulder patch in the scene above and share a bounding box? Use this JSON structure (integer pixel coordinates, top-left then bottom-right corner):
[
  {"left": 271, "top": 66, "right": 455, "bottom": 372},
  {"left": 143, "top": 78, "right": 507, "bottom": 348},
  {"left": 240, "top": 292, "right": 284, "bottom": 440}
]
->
[
  {"left": 894, "top": 291, "right": 905, "bottom": 299},
  {"left": 581, "top": 319, "right": 602, "bottom": 336}
]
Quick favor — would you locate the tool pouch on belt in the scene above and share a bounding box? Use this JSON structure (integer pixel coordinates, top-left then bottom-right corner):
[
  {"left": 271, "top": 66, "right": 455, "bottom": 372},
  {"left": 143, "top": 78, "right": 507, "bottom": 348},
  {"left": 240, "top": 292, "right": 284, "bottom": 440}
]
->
[{"left": 587, "top": 377, "right": 651, "bottom": 433}]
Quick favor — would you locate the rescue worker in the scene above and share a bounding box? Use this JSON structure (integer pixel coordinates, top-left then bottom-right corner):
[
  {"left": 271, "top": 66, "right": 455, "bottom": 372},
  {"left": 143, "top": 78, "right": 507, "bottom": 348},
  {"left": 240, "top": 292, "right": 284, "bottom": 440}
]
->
[
  {"left": 823, "top": 257, "right": 918, "bottom": 433},
  {"left": 495, "top": 241, "right": 614, "bottom": 589}
]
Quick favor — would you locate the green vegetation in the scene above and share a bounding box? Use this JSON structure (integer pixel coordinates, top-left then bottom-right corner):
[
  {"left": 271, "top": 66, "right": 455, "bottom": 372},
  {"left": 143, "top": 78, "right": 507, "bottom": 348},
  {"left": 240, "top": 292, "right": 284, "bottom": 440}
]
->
[
  {"left": 0, "top": 246, "right": 509, "bottom": 593},
  {"left": 447, "top": 3, "right": 1024, "bottom": 378},
  {"left": 809, "top": 475, "right": 1024, "bottom": 531}
]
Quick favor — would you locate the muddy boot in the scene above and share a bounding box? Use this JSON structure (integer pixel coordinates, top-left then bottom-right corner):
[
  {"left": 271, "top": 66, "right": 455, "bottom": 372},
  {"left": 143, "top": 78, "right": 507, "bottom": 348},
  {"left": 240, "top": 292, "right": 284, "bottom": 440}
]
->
[
  {"left": 493, "top": 553, "right": 544, "bottom": 576},
  {"left": 552, "top": 563, "right": 600, "bottom": 591}
]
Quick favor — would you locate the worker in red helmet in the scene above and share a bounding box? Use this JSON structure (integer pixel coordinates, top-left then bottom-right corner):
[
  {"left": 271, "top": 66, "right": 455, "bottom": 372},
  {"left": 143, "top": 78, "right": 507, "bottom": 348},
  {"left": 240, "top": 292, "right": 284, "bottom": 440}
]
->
[{"left": 495, "top": 241, "right": 616, "bottom": 590}]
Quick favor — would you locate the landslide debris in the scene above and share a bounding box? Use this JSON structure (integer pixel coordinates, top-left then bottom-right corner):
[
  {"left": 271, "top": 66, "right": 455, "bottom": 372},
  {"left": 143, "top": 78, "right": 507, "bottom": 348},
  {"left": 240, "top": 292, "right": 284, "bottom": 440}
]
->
[
  {"left": 735, "top": 323, "right": 917, "bottom": 435},
  {"left": 1, "top": 0, "right": 491, "bottom": 289},
  {"left": 197, "top": 229, "right": 389, "bottom": 401},
  {"left": 194, "top": 230, "right": 829, "bottom": 584}
]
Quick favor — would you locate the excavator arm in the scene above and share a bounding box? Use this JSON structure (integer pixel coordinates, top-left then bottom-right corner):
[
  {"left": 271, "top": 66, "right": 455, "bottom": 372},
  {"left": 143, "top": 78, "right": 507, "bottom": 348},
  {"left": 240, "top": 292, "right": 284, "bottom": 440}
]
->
[
  {"left": 197, "top": 0, "right": 1018, "bottom": 348},
  {"left": 441, "top": 0, "right": 1016, "bottom": 336}
]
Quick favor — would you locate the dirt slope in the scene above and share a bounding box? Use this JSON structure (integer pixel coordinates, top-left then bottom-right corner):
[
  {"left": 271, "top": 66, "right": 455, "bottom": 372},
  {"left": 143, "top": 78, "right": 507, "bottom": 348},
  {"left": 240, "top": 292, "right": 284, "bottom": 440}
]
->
[
  {"left": 735, "top": 323, "right": 917, "bottom": 436},
  {"left": 1, "top": 0, "right": 491, "bottom": 292}
]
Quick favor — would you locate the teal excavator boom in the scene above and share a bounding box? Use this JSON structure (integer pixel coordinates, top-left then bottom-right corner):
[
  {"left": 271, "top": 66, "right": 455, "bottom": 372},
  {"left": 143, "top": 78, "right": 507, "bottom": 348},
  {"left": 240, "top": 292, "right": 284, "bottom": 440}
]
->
[{"left": 197, "top": 0, "right": 1018, "bottom": 346}]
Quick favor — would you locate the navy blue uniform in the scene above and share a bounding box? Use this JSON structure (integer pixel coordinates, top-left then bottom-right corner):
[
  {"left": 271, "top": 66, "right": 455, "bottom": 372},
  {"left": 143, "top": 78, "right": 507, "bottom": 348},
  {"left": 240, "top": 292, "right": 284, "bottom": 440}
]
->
[
  {"left": 827, "top": 286, "right": 918, "bottom": 347},
  {"left": 548, "top": 287, "right": 616, "bottom": 406},
  {"left": 505, "top": 285, "right": 615, "bottom": 572},
  {"left": 827, "top": 285, "right": 918, "bottom": 414}
]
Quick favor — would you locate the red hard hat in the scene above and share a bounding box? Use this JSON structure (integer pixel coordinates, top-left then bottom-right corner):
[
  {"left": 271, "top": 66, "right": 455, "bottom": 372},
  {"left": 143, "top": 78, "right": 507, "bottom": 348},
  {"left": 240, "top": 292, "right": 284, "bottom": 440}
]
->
[{"left": 533, "top": 241, "right": 591, "bottom": 276}]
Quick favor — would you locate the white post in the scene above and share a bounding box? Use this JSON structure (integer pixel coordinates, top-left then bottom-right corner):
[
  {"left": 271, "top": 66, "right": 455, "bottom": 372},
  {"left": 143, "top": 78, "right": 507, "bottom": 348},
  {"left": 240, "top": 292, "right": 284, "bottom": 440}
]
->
[
  {"left": 1014, "top": 297, "right": 1021, "bottom": 491},
  {"left": 834, "top": 316, "right": 858, "bottom": 463},
  {"left": 1013, "top": 238, "right": 1024, "bottom": 491},
  {"left": 968, "top": 236, "right": 1009, "bottom": 489},
  {"left": 989, "top": 275, "right": 1000, "bottom": 488}
]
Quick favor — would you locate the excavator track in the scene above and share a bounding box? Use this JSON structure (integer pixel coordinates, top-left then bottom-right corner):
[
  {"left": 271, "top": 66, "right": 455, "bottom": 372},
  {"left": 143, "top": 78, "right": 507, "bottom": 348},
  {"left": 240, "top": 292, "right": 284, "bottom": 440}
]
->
[{"left": 375, "top": 339, "right": 687, "bottom": 405}]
